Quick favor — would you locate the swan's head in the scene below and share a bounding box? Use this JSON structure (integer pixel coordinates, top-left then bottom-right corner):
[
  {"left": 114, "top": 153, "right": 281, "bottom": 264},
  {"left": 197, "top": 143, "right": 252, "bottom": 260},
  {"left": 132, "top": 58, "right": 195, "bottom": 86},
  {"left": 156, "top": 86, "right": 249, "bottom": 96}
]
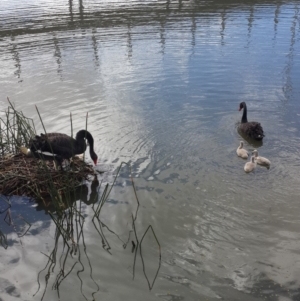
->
[
  {"left": 239, "top": 102, "right": 246, "bottom": 111},
  {"left": 91, "top": 152, "right": 98, "bottom": 165},
  {"left": 252, "top": 149, "right": 258, "bottom": 157},
  {"left": 240, "top": 141, "right": 244, "bottom": 147},
  {"left": 251, "top": 156, "right": 256, "bottom": 163}
]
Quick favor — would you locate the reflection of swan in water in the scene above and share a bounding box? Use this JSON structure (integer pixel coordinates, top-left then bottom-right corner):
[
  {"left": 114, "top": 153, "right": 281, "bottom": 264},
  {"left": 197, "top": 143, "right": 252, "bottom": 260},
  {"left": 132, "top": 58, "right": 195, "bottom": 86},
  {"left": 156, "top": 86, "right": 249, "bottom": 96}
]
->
[
  {"left": 236, "top": 141, "right": 249, "bottom": 159},
  {"left": 34, "top": 176, "right": 100, "bottom": 212},
  {"left": 238, "top": 102, "right": 264, "bottom": 141},
  {"left": 75, "top": 176, "right": 100, "bottom": 205},
  {"left": 244, "top": 156, "right": 257, "bottom": 173},
  {"left": 252, "top": 149, "right": 271, "bottom": 168}
]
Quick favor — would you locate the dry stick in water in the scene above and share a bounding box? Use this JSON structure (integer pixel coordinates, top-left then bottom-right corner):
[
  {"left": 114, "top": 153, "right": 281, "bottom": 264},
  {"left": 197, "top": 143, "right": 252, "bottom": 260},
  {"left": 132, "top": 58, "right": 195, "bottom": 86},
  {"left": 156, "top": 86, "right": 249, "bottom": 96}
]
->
[
  {"left": 91, "top": 181, "right": 128, "bottom": 250},
  {"left": 139, "top": 225, "right": 162, "bottom": 290},
  {"left": 92, "top": 162, "right": 140, "bottom": 251},
  {"left": 92, "top": 183, "right": 112, "bottom": 253},
  {"left": 132, "top": 213, "right": 139, "bottom": 280},
  {"left": 70, "top": 112, "right": 73, "bottom": 139},
  {"left": 78, "top": 210, "right": 100, "bottom": 300},
  {"left": 0, "top": 230, "right": 8, "bottom": 249}
]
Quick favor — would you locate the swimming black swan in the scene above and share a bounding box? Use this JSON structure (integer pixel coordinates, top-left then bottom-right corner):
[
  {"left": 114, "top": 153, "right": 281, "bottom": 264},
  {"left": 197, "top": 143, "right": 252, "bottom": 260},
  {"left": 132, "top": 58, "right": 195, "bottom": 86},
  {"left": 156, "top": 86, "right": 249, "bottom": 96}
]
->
[
  {"left": 238, "top": 102, "right": 264, "bottom": 140},
  {"left": 29, "top": 130, "right": 98, "bottom": 165}
]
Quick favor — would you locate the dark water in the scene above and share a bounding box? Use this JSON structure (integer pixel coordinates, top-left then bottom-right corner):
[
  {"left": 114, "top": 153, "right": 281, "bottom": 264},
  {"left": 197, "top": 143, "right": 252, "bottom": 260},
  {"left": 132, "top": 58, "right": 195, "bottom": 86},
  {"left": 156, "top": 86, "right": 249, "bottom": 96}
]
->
[{"left": 1, "top": 0, "right": 300, "bottom": 300}]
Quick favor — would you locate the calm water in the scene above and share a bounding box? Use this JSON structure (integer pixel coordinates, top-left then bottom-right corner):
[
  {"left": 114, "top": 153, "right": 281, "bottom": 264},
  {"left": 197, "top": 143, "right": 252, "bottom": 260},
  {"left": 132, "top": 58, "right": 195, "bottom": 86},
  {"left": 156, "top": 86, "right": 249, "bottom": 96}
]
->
[{"left": 1, "top": 0, "right": 300, "bottom": 300}]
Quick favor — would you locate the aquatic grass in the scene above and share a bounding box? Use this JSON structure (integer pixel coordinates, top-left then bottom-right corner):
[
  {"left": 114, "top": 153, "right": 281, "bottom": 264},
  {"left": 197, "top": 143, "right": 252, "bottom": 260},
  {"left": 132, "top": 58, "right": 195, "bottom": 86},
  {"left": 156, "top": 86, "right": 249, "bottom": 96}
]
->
[
  {"left": 91, "top": 161, "right": 161, "bottom": 289},
  {"left": 0, "top": 98, "right": 35, "bottom": 155},
  {"left": 3, "top": 209, "right": 32, "bottom": 238},
  {"left": 0, "top": 197, "right": 31, "bottom": 249},
  {"left": 35, "top": 200, "right": 100, "bottom": 301},
  {"left": 93, "top": 161, "right": 140, "bottom": 219},
  {"left": 35, "top": 161, "right": 161, "bottom": 300},
  {"left": 0, "top": 229, "right": 8, "bottom": 249},
  {"left": 91, "top": 161, "right": 140, "bottom": 254},
  {"left": 0, "top": 195, "right": 11, "bottom": 214}
]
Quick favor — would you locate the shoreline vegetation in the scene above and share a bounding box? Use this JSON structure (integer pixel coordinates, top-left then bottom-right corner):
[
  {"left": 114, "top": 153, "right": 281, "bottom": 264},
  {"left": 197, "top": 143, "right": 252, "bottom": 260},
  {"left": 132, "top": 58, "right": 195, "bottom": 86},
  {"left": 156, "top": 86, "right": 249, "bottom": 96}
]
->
[
  {"left": 0, "top": 98, "right": 98, "bottom": 207},
  {"left": 0, "top": 98, "right": 161, "bottom": 300}
]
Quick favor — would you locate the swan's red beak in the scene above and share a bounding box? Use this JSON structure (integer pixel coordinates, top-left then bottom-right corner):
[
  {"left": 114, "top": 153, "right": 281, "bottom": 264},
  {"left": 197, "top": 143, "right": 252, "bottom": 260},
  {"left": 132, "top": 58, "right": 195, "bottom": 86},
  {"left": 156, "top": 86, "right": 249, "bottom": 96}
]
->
[
  {"left": 93, "top": 158, "right": 98, "bottom": 165},
  {"left": 238, "top": 108, "right": 242, "bottom": 111}
]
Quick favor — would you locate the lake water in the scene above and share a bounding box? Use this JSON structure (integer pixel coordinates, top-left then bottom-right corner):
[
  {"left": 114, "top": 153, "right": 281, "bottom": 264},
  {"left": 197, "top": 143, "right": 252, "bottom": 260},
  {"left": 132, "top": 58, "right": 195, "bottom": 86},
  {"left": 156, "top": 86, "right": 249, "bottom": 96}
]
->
[{"left": 1, "top": 0, "right": 300, "bottom": 300}]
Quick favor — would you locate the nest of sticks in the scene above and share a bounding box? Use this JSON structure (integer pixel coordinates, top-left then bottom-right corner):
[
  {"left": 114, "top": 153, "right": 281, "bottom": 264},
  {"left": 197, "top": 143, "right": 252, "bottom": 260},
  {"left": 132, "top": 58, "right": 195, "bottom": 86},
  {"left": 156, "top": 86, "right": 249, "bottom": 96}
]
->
[
  {"left": 0, "top": 99, "right": 98, "bottom": 204},
  {"left": 0, "top": 153, "right": 97, "bottom": 202}
]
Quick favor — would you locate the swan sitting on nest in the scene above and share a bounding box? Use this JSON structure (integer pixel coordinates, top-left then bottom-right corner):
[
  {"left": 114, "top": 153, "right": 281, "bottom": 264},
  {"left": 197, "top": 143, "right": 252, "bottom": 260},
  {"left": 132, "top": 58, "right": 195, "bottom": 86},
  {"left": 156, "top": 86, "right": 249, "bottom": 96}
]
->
[
  {"left": 20, "top": 130, "right": 98, "bottom": 169},
  {"left": 21, "top": 130, "right": 97, "bottom": 164}
]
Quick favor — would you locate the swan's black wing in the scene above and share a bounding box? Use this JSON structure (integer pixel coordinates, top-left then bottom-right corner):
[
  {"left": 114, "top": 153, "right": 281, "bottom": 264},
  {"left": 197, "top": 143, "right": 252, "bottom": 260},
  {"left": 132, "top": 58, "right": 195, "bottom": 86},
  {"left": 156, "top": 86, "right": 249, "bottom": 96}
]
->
[
  {"left": 29, "top": 133, "right": 78, "bottom": 159},
  {"left": 239, "top": 122, "right": 264, "bottom": 141}
]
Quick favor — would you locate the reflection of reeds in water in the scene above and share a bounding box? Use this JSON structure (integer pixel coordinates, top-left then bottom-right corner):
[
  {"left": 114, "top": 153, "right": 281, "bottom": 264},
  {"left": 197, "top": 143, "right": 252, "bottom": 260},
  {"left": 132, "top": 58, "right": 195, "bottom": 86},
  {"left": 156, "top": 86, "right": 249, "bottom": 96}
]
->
[
  {"left": 0, "top": 99, "right": 161, "bottom": 298},
  {"left": 0, "top": 196, "right": 10, "bottom": 249},
  {"left": 0, "top": 194, "right": 33, "bottom": 249},
  {"left": 35, "top": 162, "right": 161, "bottom": 300},
  {"left": 35, "top": 204, "right": 99, "bottom": 301},
  {"left": 0, "top": 229, "right": 7, "bottom": 249}
]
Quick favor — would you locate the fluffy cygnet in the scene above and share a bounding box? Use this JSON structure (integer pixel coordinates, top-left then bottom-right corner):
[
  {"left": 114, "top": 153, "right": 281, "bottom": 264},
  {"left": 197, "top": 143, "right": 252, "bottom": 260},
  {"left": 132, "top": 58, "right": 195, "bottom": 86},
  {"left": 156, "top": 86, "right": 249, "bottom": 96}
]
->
[
  {"left": 244, "top": 156, "right": 257, "bottom": 173},
  {"left": 236, "top": 141, "right": 249, "bottom": 159},
  {"left": 252, "top": 149, "right": 271, "bottom": 168}
]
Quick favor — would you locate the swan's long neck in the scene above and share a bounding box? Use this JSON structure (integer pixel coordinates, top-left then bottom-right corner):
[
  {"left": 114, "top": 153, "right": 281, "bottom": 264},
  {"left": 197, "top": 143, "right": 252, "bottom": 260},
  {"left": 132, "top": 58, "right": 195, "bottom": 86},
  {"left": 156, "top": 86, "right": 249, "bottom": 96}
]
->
[
  {"left": 75, "top": 130, "right": 96, "bottom": 159},
  {"left": 87, "top": 135, "right": 96, "bottom": 159},
  {"left": 75, "top": 130, "right": 90, "bottom": 153},
  {"left": 241, "top": 105, "right": 248, "bottom": 123}
]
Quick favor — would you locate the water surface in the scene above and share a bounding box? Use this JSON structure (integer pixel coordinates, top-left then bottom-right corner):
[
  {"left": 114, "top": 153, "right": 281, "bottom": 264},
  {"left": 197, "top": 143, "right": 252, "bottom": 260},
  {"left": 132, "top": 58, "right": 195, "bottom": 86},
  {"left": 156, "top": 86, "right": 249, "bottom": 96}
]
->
[{"left": 0, "top": 0, "right": 300, "bottom": 300}]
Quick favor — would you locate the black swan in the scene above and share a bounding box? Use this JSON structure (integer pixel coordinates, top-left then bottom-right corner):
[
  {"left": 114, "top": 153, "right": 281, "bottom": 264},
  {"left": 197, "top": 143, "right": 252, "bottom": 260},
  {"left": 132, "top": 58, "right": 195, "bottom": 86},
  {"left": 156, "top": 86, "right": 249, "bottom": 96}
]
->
[
  {"left": 29, "top": 130, "right": 98, "bottom": 165},
  {"left": 238, "top": 102, "right": 264, "bottom": 140}
]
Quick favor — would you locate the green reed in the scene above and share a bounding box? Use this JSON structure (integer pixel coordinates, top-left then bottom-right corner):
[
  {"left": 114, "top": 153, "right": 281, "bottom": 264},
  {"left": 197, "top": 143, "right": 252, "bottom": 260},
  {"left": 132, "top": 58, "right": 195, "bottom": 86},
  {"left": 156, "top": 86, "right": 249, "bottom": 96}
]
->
[{"left": 0, "top": 98, "right": 35, "bottom": 156}]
